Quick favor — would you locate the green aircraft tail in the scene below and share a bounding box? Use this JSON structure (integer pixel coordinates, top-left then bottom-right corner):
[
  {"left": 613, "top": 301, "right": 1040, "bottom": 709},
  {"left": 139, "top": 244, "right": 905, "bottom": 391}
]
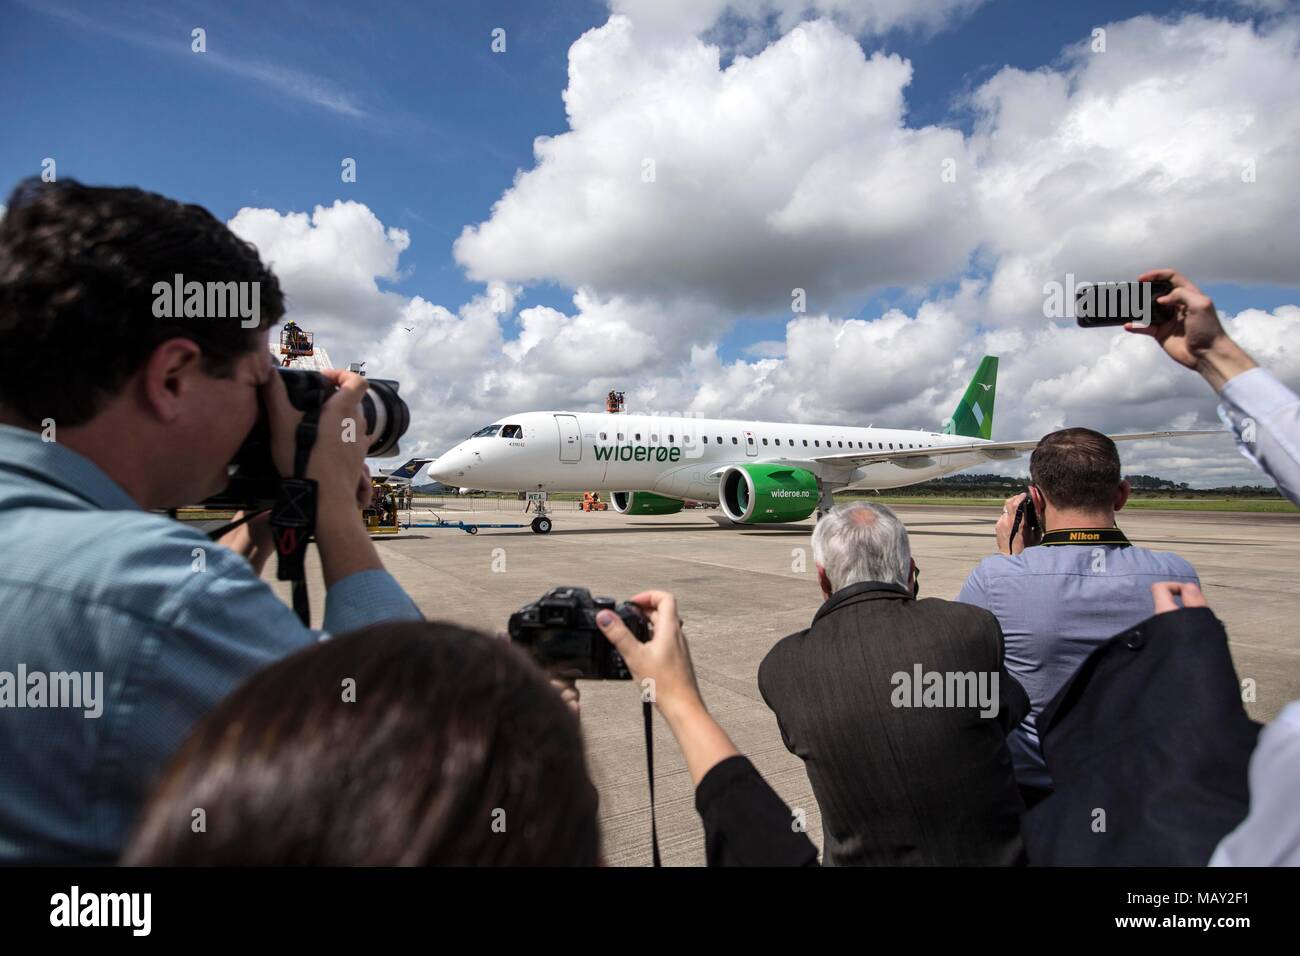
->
[{"left": 944, "top": 355, "right": 997, "bottom": 439}]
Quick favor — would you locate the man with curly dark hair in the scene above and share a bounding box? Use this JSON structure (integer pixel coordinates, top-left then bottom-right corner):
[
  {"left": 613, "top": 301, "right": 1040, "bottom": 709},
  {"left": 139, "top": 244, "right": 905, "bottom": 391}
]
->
[{"left": 0, "top": 178, "right": 421, "bottom": 863}]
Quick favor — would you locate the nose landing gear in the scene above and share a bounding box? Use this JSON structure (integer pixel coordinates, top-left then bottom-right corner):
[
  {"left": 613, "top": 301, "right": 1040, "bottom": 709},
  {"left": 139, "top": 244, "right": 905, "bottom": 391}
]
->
[{"left": 527, "top": 494, "right": 553, "bottom": 534}]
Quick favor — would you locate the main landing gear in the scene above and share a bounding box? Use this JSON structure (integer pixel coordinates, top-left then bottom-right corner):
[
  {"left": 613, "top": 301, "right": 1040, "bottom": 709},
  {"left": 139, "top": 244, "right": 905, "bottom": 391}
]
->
[{"left": 815, "top": 480, "right": 836, "bottom": 520}]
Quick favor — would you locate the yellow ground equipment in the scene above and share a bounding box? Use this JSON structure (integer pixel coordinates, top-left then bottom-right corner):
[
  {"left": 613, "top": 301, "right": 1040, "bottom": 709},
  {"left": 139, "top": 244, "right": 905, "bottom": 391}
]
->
[{"left": 363, "top": 479, "right": 402, "bottom": 535}]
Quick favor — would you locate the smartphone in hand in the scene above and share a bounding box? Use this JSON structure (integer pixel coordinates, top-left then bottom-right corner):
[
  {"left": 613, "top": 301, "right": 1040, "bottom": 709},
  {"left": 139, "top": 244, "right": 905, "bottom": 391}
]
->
[{"left": 1076, "top": 280, "right": 1174, "bottom": 328}]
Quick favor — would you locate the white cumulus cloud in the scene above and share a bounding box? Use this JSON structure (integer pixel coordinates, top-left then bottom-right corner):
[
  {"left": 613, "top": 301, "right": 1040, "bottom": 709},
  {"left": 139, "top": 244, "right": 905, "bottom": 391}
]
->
[
  {"left": 972, "top": 13, "right": 1300, "bottom": 322},
  {"left": 609, "top": 0, "right": 989, "bottom": 41},
  {"left": 454, "top": 16, "right": 979, "bottom": 318}
]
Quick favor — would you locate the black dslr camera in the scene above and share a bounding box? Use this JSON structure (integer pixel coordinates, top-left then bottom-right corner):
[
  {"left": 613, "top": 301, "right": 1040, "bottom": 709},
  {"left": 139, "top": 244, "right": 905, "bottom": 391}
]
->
[
  {"left": 508, "top": 587, "right": 650, "bottom": 680},
  {"left": 1008, "top": 488, "right": 1041, "bottom": 548},
  {"left": 202, "top": 367, "right": 409, "bottom": 509}
]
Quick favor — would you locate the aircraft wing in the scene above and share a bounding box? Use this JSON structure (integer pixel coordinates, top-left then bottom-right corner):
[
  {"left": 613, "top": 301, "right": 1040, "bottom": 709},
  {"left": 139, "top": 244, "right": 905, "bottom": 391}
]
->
[{"left": 777, "top": 429, "right": 1224, "bottom": 471}]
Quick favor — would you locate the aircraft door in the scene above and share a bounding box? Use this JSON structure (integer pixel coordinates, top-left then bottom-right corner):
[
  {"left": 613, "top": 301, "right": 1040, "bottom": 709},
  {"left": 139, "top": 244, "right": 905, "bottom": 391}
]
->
[
  {"left": 556, "top": 414, "right": 582, "bottom": 463},
  {"left": 743, "top": 430, "right": 758, "bottom": 457}
]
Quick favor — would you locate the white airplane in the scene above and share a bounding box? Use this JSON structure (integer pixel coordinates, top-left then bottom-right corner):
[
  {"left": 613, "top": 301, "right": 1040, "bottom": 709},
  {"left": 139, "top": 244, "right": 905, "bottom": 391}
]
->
[{"left": 426, "top": 356, "right": 1219, "bottom": 534}]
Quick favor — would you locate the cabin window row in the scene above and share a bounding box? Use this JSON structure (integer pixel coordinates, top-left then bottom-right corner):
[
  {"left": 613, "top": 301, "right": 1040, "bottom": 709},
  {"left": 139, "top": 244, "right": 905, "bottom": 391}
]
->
[{"left": 592, "top": 432, "right": 930, "bottom": 451}]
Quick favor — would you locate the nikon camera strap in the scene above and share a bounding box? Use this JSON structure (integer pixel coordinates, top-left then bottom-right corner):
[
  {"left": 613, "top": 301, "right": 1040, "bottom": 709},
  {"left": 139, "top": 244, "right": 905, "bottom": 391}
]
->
[
  {"left": 643, "top": 698, "right": 661, "bottom": 867},
  {"left": 271, "top": 408, "right": 323, "bottom": 626},
  {"left": 1039, "top": 527, "right": 1132, "bottom": 548}
]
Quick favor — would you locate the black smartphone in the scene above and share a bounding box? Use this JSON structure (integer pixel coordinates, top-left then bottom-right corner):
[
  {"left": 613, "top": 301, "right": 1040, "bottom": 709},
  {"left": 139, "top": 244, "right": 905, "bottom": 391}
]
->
[{"left": 1076, "top": 279, "right": 1174, "bottom": 328}]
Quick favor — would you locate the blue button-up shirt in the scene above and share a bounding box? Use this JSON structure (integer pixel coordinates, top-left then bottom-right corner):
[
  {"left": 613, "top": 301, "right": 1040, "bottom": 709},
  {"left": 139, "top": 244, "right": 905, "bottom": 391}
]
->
[
  {"left": 0, "top": 424, "right": 422, "bottom": 862},
  {"left": 958, "top": 540, "right": 1199, "bottom": 789}
]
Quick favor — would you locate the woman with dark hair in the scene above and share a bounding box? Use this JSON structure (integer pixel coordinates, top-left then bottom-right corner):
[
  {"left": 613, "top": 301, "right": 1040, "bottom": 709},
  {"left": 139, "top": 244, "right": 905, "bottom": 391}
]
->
[
  {"left": 124, "top": 622, "right": 600, "bottom": 865},
  {"left": 125, "top": 594, "right": 818, "bottom": 866}
]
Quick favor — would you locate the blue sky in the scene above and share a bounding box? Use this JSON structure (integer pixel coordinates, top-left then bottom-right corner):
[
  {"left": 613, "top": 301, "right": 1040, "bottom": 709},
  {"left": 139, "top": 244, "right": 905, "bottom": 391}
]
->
[
  {"left": 2, "top": 0, "right": 602, "bottom": 318},
  {"left": 5, "top": 0, "right": 1294, "bottom": 363}
]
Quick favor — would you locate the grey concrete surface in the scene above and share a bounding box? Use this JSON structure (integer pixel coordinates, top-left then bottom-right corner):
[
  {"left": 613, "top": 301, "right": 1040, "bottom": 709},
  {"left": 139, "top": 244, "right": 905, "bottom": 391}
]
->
[{"left": 265, "top": 501, "right": 1300, "bottom": 866}]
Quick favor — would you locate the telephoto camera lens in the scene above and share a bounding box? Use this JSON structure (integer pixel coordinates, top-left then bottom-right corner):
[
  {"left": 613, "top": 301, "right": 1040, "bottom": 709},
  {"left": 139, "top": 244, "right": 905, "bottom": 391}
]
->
[
  {"left": 362, "top": 379, "right": 409, "bottom": 458},
  {"left": 197, "top": 368, "right": 411, "bottom": 509}
]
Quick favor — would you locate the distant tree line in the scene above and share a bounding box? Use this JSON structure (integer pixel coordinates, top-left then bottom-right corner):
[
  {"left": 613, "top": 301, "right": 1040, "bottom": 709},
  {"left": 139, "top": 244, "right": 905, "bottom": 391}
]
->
[{"left": 878, "top": 472, "right": 1283, "bottom": 498}]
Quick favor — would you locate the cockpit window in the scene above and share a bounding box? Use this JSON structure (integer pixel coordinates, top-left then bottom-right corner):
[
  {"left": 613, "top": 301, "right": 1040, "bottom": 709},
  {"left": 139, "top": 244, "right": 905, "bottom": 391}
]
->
[
  {"left": 500, "top": 424, "right": 522, "bottom": 439},
  {"left": 470, "top": 425, "right": 501, "bottom": 438}
]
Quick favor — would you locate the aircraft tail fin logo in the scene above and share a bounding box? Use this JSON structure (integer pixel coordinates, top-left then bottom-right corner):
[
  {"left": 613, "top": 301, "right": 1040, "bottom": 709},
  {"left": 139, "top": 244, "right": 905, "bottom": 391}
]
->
[
  {"left": 944, "top": 355, "right": 997, "bottom": 440},
  {"left": 387, "top": 457, "right": 432, "bottom": 480}
]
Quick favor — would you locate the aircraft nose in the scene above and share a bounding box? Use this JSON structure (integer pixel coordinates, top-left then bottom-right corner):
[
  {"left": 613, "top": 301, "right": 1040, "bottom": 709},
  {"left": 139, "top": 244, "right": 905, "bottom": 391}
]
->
[{"left": 428, "top": 446, "right": 476, "bottom": 483}]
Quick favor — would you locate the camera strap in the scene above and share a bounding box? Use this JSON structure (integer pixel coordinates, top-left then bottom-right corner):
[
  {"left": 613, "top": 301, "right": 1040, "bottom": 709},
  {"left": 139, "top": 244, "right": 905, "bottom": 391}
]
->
[
  {"left": 205, "top": 508, "right": 267, "bottom": 542},
  {"left": 1008, "top": 492, "right": 1039, "bottom": 547},
  {"left": 1040, "top": 527, "right": 1131, "bottom": 548},
  {"left": 643, "top": 698, "right": 661, "bottom": 867},
  {"left": 272, "top": 408, "right": 323, "bottom": 626}
]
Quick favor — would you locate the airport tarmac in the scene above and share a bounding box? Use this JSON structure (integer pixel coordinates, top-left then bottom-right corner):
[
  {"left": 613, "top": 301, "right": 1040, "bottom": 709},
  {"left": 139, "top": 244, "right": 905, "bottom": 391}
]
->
[{"left": 264, "top": 501, "right": 1300, "bottom": 866}]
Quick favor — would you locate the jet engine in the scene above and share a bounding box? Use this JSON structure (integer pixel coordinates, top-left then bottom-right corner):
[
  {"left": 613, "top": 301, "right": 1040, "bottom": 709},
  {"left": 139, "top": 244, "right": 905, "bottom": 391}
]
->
[
  {"left": 718, "top": 464, "right": 819, "bottom": 524},
  {"left": 610, "top": 491, "right": 686, "bottom": 515}
]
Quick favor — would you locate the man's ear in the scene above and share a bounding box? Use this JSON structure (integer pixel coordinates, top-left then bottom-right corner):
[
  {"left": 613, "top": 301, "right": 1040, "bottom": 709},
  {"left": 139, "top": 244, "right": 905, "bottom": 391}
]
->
[
  {"left": 1114, "top": 479, "right": 1131, "bottom": 513},
  {"left": 816, "top": 564, "right": 833, "bottom": 599},
  {"left": 1028, "top": 484, "right": 1046, "bottom": 514},
  {"left": 140, "top": 338, "right": 204, "bottom": 423}
]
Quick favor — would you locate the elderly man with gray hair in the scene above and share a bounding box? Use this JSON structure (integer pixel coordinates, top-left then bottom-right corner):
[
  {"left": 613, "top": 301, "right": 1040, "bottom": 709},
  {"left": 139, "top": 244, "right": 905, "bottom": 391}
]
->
[{"left": 757, "top": 502, "right": 1030, "bottom": 866}]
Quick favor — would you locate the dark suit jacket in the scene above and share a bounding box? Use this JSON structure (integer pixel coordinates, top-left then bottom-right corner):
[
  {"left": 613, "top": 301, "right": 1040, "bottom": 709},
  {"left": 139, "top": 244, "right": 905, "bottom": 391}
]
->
[
  {"left": 1022, "top": 606, "right": 1260, "bottom": 866},
  {"left": 758, "top": 581, "right": 1030, "bottom": 866}
]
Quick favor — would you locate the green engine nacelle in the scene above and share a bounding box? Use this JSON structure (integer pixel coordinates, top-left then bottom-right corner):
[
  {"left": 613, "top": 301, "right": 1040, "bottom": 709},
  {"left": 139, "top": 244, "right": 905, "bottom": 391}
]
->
[
  {"left": 720, "top": 464, "right": 819, "bottom": 524},
  {"left": 610, "top": 491, "right": 686, "bottom": 515}
]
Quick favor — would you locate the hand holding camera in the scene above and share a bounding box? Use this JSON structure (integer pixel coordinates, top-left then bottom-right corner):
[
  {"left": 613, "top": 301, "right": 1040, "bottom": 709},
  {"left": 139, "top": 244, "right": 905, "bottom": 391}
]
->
[
  {"left": 1125, "top": 269, "right": 1258, "bottom": 392},
  {"left": 508, "top": 587, "right": 651, "bottom": 680},
  {"left": 263, "top": 366, "right": 372, "bottom": 512},
  {"left": 997, "top": 490, "right": 1042, "bottom": 556},
  {"left": 210, "top": 364, "right": 409, "bottom": 594},
  {"left": 510, "top": 587, "right": 739, "bottom": 835},
  {"left": 205, "top": 364, "right": 409, "bottom": 511},
  {"left": 506, "top": 586, "right": 708, "bottom": 721},
  {"left": 597, "top": 590, "right": 705, "bottom": 717}
]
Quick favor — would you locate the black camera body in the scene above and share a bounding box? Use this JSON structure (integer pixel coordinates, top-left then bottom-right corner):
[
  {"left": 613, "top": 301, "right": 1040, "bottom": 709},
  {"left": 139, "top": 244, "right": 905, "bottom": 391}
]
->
[
  {"left": 201, "top": 367, "right": 409, "bottom": 509},
  {"left": 1010, "top": 487, "right": 1041, "bottom": 547},
  {"left": 508, "top": 587, "right": 650, "bottom": 680}
]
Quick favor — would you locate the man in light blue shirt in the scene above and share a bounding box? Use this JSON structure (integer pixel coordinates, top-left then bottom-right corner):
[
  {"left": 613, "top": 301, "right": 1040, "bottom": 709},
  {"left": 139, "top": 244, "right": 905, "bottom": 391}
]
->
[
  {"left": 1127, "top": 268, "right": 1300, "bottom": 866},
  {"left": 0, "top": 179, "right": 422, "bottom": 861},
  {"left": 957, "top": 427, "right": 1199, "bottom": 801}
]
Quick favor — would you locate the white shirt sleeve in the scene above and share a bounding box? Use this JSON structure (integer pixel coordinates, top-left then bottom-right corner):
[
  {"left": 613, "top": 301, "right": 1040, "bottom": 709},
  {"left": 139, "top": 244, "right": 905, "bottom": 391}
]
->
[
  {"left": 1210, "top": 701, "right": 1300, "bottom": 866},
  {"left": 1217, "top": 367, "right": 1300, "bottom": 506}
]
